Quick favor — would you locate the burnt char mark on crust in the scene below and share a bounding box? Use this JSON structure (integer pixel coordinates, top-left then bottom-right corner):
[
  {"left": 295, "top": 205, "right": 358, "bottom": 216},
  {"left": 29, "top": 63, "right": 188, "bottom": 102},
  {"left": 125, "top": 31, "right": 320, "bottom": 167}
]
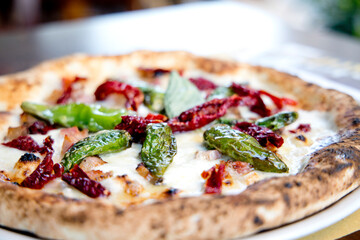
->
[
  {"left": 60, "top": 211, "right": 87, "bottom": 224},
  {"left": 296, "top": 135, "right": 306, "bottom": 142},
  {"left": 321, "top": 162, "right": 353, "bottom": 175},
  {"left": 163, "top": 188, "right": 180, "bottom": 197},
  {"left": 344, "top": 107, "right": 360, "bottom": 128},
  {"left": 254, "top": 216, "right": 263, "bottom": 225},
  {"left": 327, "top": 146, "right": 358, "bottom": 160},
  {"left": 283, "top": 194, "right": 290, "bottom": 207},
  {"left": 19, "top": 153, "right": 39, "bottom": 162},
  {"left": 352, "top": 118, "right": 360, "bottom": 126},
  {"left": 115, "top": 209, "right": 124, "bottom": 216}
]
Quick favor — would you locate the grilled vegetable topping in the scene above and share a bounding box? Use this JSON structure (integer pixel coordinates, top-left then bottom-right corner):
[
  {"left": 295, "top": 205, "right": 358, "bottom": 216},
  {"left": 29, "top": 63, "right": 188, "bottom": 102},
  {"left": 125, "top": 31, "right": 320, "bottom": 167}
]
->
[
  {"left": 203, "top": 125, "right": 288, "bottom": 173},
  {"left": 138, "top": 86, "right": 165, "bottom": 112},
  {"left": 61, "top": 130, "right": 131, "bottom": 172},
  {"left": 217, "top": 111, "right": 298, "bottom": 131},
  {"left": 21, "top": 102, "right": 131, "bottom": 132},
  {"left": 141, "top": 123, "right": 177, "bottom": 182},
  {"left": 207, "top": 86, "right": 234, "bottom": 100},
  {"left": 255, "top": 111, "right": 298, "bottom": 130},
  {"left": 216, "top": 118, "right": 242, "bottom": 126}
]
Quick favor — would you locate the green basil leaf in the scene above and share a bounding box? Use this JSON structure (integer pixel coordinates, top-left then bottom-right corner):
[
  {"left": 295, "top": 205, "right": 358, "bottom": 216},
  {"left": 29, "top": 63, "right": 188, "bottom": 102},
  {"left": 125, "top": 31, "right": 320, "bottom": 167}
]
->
[{"left": 165, "top": 71, "right": 204, "bottom": 118}]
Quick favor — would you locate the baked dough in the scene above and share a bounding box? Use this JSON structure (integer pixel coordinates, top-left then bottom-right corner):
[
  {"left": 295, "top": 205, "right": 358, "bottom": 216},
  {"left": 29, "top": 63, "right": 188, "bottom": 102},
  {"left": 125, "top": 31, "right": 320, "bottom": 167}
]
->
[{"left": 0, "top": 51, "right": 359, "bottom": 240}]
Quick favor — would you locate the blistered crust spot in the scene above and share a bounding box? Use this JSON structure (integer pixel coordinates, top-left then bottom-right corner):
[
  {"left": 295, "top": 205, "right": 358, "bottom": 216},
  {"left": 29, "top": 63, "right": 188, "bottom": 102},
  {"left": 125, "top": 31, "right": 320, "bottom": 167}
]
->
[{"left": 195, "top": 58, "right": 239, "bottom": 75}]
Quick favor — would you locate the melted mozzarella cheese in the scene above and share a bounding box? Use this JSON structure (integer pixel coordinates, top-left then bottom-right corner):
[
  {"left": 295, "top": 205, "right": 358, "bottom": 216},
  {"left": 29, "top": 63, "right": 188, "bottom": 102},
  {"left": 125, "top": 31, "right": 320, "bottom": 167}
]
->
[
  {"left": 36, "top": 109, "right": 338, "bottom": 206},
  {"left": 0, "top": 66, "right": 339, "bottom": 207}
]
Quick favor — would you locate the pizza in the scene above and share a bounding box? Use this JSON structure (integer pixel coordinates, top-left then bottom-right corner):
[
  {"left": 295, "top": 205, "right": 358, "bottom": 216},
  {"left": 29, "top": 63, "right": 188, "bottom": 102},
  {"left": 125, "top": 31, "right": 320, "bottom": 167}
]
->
[{"left": 0, "top": 51, "right": 359, "bottom": 240}]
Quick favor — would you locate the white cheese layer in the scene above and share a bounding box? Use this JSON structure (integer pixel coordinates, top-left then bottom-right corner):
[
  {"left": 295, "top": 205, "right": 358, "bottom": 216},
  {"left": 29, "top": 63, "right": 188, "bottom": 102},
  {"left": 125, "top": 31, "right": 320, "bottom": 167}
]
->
[
  {"left": 0, "top": 65, "right": 339, "bottom": 207},
  {"left": 35, "top": 109, "right": 337, "bottom": 204}
]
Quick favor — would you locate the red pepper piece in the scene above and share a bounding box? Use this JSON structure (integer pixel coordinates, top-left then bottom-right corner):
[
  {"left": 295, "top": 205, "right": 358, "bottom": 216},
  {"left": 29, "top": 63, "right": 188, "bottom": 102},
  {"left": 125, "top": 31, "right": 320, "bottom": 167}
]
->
[
  {"left": 202, "top": 161, "right": 226, "bottom": 194},
  {"left": 3, "top": 136, "right": 54, "bottom": 154},
  {"left": 2, "top": 136, "right": 41, "bottom": 153},
  {"left": 233, "top": 122, "right": 284, "bottom": 148},
  {"left": 231, "top": 83, "right": 271, "bottom": 117},
  {"left": 56, "top": 76, "right": 87, "bottom": 104},
  {"left": 231, "top": 83, "right": 297, "bottom": 117},
  {"left": 39, "top": 136, "right": 54, "bottom": 154},
  {"left": 289, "top": 123, "right": 311, "bottom": 134},
  {"left": 168, "top": 96, "right": 244, "bottom": 132},
  {"left": 94, "top": 81, "right": 144, "bottom": 111},
  {"left": 21, "top": 152, "right": 63, "bottom": 189},
  {"left": 259, "top": 90, "right": 297, "bottom": 109},
  {"left": 115, "top": 114, "right": 165, "bottom": 142},
  {"left": 62, "top": 164, "right": 110, "bottom": 198},
  {"left": 28, "top": 121, "right": 55, "bottom": 135},
  {"left": 189, "top": 77, "right": 218, "bottom": 91},
  {"left": 144, "top": 113, "right": 168, "bottom": 122}
]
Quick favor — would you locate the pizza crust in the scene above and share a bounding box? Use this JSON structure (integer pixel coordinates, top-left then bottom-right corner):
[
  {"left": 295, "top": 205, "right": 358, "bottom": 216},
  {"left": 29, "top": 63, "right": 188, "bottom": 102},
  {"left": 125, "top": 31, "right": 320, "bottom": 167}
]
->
[{"left": 0, "top": 51, "right": 359, "bottom": 240}]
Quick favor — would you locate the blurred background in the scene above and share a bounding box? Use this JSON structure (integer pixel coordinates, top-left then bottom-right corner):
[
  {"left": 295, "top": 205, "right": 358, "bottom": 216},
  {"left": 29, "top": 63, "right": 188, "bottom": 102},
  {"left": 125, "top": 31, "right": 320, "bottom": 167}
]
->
[
  {"left": 0, "top": 0, "right": 359, "bottom": 39},
  {"left": 0, "top": 0, "right": 359, "bottom": 88}
]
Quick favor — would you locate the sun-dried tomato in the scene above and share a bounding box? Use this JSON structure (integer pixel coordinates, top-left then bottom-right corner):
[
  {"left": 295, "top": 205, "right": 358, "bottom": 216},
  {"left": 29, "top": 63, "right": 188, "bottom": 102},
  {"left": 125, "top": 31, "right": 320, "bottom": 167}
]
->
[
  {"left": 2, "top": 136, "right": 41, "bottom": 152},
  {"left": 189, "top": 77, "right": 218, "bottom": 91},
  {"left": 62, "top": 164, "right": 110, "bottom": 198},
  {"left": 28, "top": 121, "right": 55, "bottom": 135},
  {"left": 289, "top": 123, "right": 311, "bottom": 134},
  {"left": 201, "top": 161, "right": 226, "bottom": 194},
  {"left": 94, "top": 81, "right": 144, "bottom": 111},
  {"left": 258, "top": 90, "right": 297, "bottom": 109},
  {"left": 53, "top": 163, "right": 64, "bottom": 176},
  {"left": 115, "top": 114, "right": 165, "bottom": 142},
  {"left": 168, "top": 96, "right": 245, "bottom": 132},
  {"left": 3, "top": 136, "right": 54, "bottom": 154},
  {"left": 144, "top": 113, "right": 168, "bottom": 122},
  {"left": 21, "top": 152, "right": 63, "bottom": 189},
  {"left": 231, "top": 83, "right": 271, "bottom": 117},
  {"left": 231, "top": 83, "right": 297, "bottom": 117},
  {"left": 233, "top": 122, "right": 284, "bottom": 148},
  {"left": 39, "top": 136, "right": 54, "bottom": 154},
  {"left": 56, "top": 76, "right": 87, "bottom": 104}
]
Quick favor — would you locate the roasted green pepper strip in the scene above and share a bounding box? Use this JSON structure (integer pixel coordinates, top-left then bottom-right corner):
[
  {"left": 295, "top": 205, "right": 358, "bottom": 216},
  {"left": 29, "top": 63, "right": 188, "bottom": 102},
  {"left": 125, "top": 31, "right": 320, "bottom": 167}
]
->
[
  {"left": 203, "top": 125, "right": 288, "bottom": 173},
  {"left": 217, "top": 118, "right": 243, "bottom": 126},
  {"left": 21, "top": 102, "right": 132, "bottom": 132},
  {"left": 217, "top": 111, "right": 298, "bottom": 130},
  {"left": 207, "top": 86, "right": 234, "bottom": 100},
  {"left": 255, "top": 111, "right": 298, "bottom": 130},
  {"left": 138, "top": 86, "right": 165, "bottom": 112},
  {"left": 141, "top": 123, "right": 177, "bottom": 182},
  {"left": 61, "top": 130, "right": 131, "bottom": 172}
]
